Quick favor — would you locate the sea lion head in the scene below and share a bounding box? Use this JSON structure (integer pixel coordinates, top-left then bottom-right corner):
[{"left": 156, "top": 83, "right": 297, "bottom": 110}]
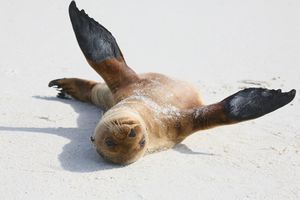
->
[{"left": 91, "top": 109, "right": 148, "bottom": 165}]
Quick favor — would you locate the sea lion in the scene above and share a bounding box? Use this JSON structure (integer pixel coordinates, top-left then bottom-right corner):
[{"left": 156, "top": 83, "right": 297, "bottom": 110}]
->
[{"left": 49, "top": 1, "right": 296, "bottom": 165}]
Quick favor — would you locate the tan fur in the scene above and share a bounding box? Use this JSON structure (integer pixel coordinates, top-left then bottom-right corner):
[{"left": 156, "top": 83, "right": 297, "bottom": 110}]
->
[
  {"left": 87, "top": 58, "right": 139, "bottom": 94},
  {"left": 55, "top": 67, "right": 292, "bottom": 165},
  {"left": 51, "top": 1, "right": 295, "bottom": 165},
  {"left": 87, "top": 73, "right": 207, "bottom": 164},
  {"left": 57, "top": 72, "right": 220, "bottom": 164},
  {"left": 90, "top": 83, "right": 115, "bottom": 111}
]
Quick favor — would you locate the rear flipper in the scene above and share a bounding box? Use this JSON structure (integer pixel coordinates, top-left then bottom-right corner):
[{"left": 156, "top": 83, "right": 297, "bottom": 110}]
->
[{"left": 189, "top": 88, "right": 296, "bottom": 133}]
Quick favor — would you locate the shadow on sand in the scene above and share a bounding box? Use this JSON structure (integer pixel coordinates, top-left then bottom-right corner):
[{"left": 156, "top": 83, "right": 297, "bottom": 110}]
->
[
  {"left": 0, "top": 96, "right": 123, "bottom": 172},
  {"left": 0, "top": 96, "right": 214, "bottom": 172}
]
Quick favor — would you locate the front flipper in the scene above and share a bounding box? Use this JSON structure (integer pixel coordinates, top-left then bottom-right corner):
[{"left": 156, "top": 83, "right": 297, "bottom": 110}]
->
[
  {"left": 222, "top": 88, "right": 296, "bottom": 121},
  {"left": 48, "top": 78, "right": 97, "bottom": 102},
  {"left": 69, "top": 1, "right": 122, "bottom": 63},
  {"left": 189, "top": 88, "right": 296, "bottom": 133},
  {"left": 68, "top": 1, "right": 139, "bottom": 93}
]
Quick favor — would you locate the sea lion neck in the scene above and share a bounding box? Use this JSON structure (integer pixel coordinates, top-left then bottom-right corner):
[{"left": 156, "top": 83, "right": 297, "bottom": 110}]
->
[{"left": 102, "top": 103, "right": 146, "bottom": 124}]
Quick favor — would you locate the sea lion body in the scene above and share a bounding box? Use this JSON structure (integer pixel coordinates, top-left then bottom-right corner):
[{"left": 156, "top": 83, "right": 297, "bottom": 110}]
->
[
  {"left": 92, "top": 73, "right": 203, "bottom": 153},
  {"left": 49, "top": 1, "right": 296, "bottom": 164}
]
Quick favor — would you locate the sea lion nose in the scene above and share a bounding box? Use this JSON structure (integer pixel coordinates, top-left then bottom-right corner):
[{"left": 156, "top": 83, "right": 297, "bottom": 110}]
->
[{"left": 128, "top": 129, "right": 136, "bottom": 137}]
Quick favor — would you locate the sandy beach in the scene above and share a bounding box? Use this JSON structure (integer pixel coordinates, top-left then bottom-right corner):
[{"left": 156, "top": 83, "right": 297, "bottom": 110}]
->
[{"left": 0, "top": 0, "right": 299, "bottom": 199}]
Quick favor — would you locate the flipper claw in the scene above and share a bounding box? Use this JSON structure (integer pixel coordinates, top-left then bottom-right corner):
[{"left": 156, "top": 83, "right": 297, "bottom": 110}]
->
[
  {"left": 48, "top": 78, "right": 66, "bottom": 88},
  {"left": 48, "top": 78, "right": 71, "bottom": 100}
]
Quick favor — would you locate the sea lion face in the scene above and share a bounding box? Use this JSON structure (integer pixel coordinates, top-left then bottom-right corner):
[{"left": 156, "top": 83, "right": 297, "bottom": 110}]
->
[{"left": 92, "top": 118, "right": 147, "bottom": 165}]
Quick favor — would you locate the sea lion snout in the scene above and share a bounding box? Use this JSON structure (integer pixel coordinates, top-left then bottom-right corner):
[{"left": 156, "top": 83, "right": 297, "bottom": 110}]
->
[{"left": 92, "top": 113, "right": 148, "bottom": 164}]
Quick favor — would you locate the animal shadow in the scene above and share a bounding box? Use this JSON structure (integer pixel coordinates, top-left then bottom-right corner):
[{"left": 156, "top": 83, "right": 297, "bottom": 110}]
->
[
  {"left": 173, "top": 143, "right": 216, "bottom": 156},
  {"left": 0, "top": 96, "right": 122, "bottom": 172}
]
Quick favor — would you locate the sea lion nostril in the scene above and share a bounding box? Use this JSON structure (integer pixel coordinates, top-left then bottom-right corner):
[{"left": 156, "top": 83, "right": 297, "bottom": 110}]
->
[{"left": 128, "top": 129, "right": 136, "bottom": 137}]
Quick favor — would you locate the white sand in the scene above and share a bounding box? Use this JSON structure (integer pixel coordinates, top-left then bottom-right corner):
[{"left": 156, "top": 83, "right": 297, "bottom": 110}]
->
[{"left": 0, "top": 0, "right": 299, "bottom": 199}]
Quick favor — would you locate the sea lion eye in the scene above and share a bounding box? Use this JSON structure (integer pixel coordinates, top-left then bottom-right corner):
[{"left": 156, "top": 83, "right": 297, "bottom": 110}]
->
[
  {"left": 139, "top": 139, "right": 146, "bottom": 147},
  {"left": 128, "top": 129, "right": 136, "bottom": 137},
  {"left": 105, "top": 138, "right": 116, "bottom": 147}
]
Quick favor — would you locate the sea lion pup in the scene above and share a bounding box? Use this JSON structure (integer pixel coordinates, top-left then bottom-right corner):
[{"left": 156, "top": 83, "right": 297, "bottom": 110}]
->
[{"left": 49, "top": 1, "right": 296, "bottom": 165}]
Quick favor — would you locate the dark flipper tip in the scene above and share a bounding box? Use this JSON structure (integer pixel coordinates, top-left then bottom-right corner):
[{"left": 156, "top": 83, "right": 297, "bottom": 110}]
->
[
  {"left": 223, "top": 88, "right": 296, "bottom": 121},
  {"left": 49, "top": 78, "right": 71, "bottom": 100},
  {"left": 68, "top": 0, "right": 122, "bottom": 62},
  {"left": 279, "top": 89, "right": 296, "bottom": 105},
  {"left": 288, "top": 89, "right": 296, "bottom": 98},
  {"left": 48, "top": 79, "right": 59, "bottom": 87},
  {"left": 48, "top": 78, "right": 66, "bottom": 87},
  {"left": 69, "top": 1, "right": 80, "bottom": 20},
  {"left": 69, "top": 1, "right": 77, "bottom": 10}
]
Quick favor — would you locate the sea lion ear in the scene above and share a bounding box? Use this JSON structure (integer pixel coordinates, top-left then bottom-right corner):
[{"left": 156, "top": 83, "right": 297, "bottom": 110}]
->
[
  {"left": 90, "top": 136, "right": 95, "bottom": 142},
  {"left": 128, "top": 128, "right": 136, "bottom": 137}
]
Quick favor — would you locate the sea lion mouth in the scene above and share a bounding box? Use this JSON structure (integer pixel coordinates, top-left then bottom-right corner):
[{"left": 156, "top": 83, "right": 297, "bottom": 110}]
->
[{"left": 96, "top": 145, "right": 144, "bottom": 165}]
